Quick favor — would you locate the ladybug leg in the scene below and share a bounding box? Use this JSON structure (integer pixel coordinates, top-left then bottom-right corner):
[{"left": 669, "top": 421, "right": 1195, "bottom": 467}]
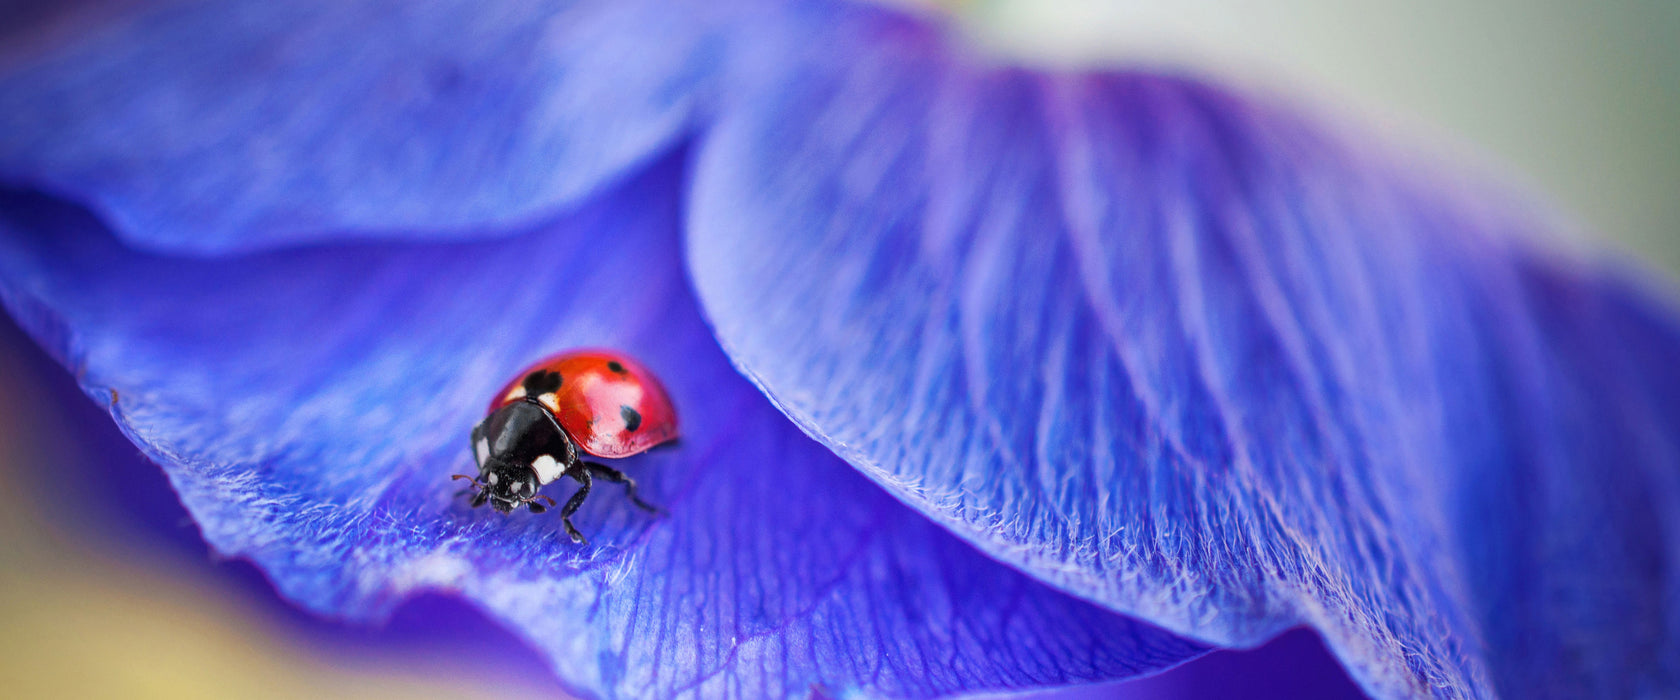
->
[
  {"left": 582, "top": 461, "right": 663, "bottom": 514},
  {"left": 559, "top": 468, "right": 593, "bottom": 544},
  {"left": 469, "top": 489, "right": 490, "bottom": 508}
]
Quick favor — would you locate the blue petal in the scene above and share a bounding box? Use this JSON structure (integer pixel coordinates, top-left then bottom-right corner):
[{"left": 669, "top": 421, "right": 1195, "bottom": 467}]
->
[
  {"left": 0, "top": 0, "right": 734, "bottom": 254},
  {"left": 0, "top": 161, "right": 1208, "bottom": 698},
  {"left": 686, "top": 4, "right": 1680, "bottom": 698}
]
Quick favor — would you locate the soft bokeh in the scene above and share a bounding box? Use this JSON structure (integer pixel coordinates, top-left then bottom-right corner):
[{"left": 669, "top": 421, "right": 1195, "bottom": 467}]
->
[
  {"left": 0, "top": 1, "right": 1674, "bottom": 698},
  {"left": 0, "top": 295, "right": 1364, "bottom": 699},
  {"left": 0, "top": 314, "right": 571, "bottom": 699},
  {"left": 957, "top": 0, "right": 1680, "bottom": 273}
]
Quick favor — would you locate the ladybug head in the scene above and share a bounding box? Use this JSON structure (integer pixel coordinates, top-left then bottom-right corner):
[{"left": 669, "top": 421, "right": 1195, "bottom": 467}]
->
[
  {"left": 468, "top": 400, "right": 572, "bottom": 514},
  {"left": 478, "top": 458, "right": 542, "bottom": 513}
]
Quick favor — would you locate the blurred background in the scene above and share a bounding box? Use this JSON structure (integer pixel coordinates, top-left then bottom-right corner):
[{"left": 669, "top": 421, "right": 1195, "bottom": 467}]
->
[
  {"left": 1, "top": 1, "right": 1675, "bottom": 698},
  {"left": 957, "top": 0, "right": 1680, "bottom": 274}
]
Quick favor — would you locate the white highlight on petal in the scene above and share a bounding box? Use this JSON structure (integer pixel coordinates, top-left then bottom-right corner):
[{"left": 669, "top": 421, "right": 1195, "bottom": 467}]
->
[
  {"left": 532, "top": 454, "right": 563, "bottom": 484},
  {"left": 393, "top": 551, "right": 471, "bottom": 590}
]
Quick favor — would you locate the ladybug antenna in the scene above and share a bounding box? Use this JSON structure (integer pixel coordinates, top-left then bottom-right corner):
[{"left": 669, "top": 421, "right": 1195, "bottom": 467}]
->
[
  {"left": 525, "top": 494, "right": 557, "bottom": 514},
  {"left": 452, "top": 474, "right": 487, "bottom": 504}
]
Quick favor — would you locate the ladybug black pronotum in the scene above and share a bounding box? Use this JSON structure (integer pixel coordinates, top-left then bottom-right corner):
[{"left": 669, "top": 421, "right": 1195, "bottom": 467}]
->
[{"left": 457, "top": 349, "right": 677, "bottom": 543}]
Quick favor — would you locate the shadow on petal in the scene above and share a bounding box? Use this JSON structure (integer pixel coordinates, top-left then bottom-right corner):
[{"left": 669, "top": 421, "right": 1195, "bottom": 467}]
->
[
  {"left": 686, "top": 3, "right": 1680, "bottom": 698},
  {"left": 0, "top": 0, "right": 743, "bottom": 254},
  {"left": 0, "top": 157, "right": 1208, "bottom": 699},
  {"left": 0, "top": 310, "right": 568, "bottom": 696}
]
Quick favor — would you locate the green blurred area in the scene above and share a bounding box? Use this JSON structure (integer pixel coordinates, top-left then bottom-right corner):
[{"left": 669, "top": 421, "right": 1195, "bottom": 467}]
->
[
  {"left": 962, "top": 0, "right": 1680, "bottom": 274},
  {"left": 0, "top": 2, "right": 1675, "bottom": 698}
]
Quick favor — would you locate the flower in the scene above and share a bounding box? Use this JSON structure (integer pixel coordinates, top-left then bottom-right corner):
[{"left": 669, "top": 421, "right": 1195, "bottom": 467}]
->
[{"left": 2, "top": 1, "right": 1677, "bottom": 699}]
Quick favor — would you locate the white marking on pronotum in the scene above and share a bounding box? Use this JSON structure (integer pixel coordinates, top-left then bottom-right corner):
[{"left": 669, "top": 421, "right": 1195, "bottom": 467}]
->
[
  {"left": 532, "top": 454, "right": 564, "bottom": 484},
  {"left": 474, "top": 437, "right": 490, "bottom": 465},
  {"left": 537, "top": 392, "right": 560, "bottom": 411}
]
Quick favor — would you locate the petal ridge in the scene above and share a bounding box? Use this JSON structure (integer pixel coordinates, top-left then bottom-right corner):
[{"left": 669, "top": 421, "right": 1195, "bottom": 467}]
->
[
  {"left": 0, "top": 0, "right": 735, "bottom": 254},
  {"left": 686, "top": 3, "right": 1680, "bottom": 698},
  {"left": 0, "top": 159, "right": 1210, "bottom": 698}
]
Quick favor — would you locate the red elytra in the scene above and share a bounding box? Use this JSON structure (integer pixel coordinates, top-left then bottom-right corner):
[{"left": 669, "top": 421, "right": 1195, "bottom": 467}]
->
[{"left": 487, "top": 349, "right": 678, "bottom": 459}]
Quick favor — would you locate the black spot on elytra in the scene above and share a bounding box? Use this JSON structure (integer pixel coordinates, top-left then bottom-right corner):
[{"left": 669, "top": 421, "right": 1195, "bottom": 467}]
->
[
  {"left": 522, "top": 370, "right": 561, "bottom": 395},
  {"left": 620, "top": 405, "right": 642, "bottom": 432},
  {"left": 606, "top": 360, "right": 627, "bottom": 375}
]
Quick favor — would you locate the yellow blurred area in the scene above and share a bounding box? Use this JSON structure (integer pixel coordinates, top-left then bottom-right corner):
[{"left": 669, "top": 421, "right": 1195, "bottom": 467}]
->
[
  {"left": 0, "top": 333, "right": 565, "bottom": 699},
  {"left": 0, "top": 546, "right": 505, "bottom": 700},
  {"left": 0, "top": 3, "right": 1673, "bottom": 699}
]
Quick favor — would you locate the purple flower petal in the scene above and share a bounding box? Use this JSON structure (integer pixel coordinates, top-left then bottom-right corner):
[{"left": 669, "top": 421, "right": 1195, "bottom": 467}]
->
[
  {"left": 0, "top": 0, "right": 735, "bottom": 254},
  {"left": 686, "top": 4, "right": 1680, "bottom": 698},
  {"left": 1, "top": 315, "right": 574, "bottom": 693},
  {"left": 0, "top": 160, "right": 1208, "bottom": 698}
]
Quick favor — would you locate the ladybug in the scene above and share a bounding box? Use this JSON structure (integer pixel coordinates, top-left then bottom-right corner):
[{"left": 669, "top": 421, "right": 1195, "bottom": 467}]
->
[{"left": 456, "top": 349, "right": 676, "bottom": 543}]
